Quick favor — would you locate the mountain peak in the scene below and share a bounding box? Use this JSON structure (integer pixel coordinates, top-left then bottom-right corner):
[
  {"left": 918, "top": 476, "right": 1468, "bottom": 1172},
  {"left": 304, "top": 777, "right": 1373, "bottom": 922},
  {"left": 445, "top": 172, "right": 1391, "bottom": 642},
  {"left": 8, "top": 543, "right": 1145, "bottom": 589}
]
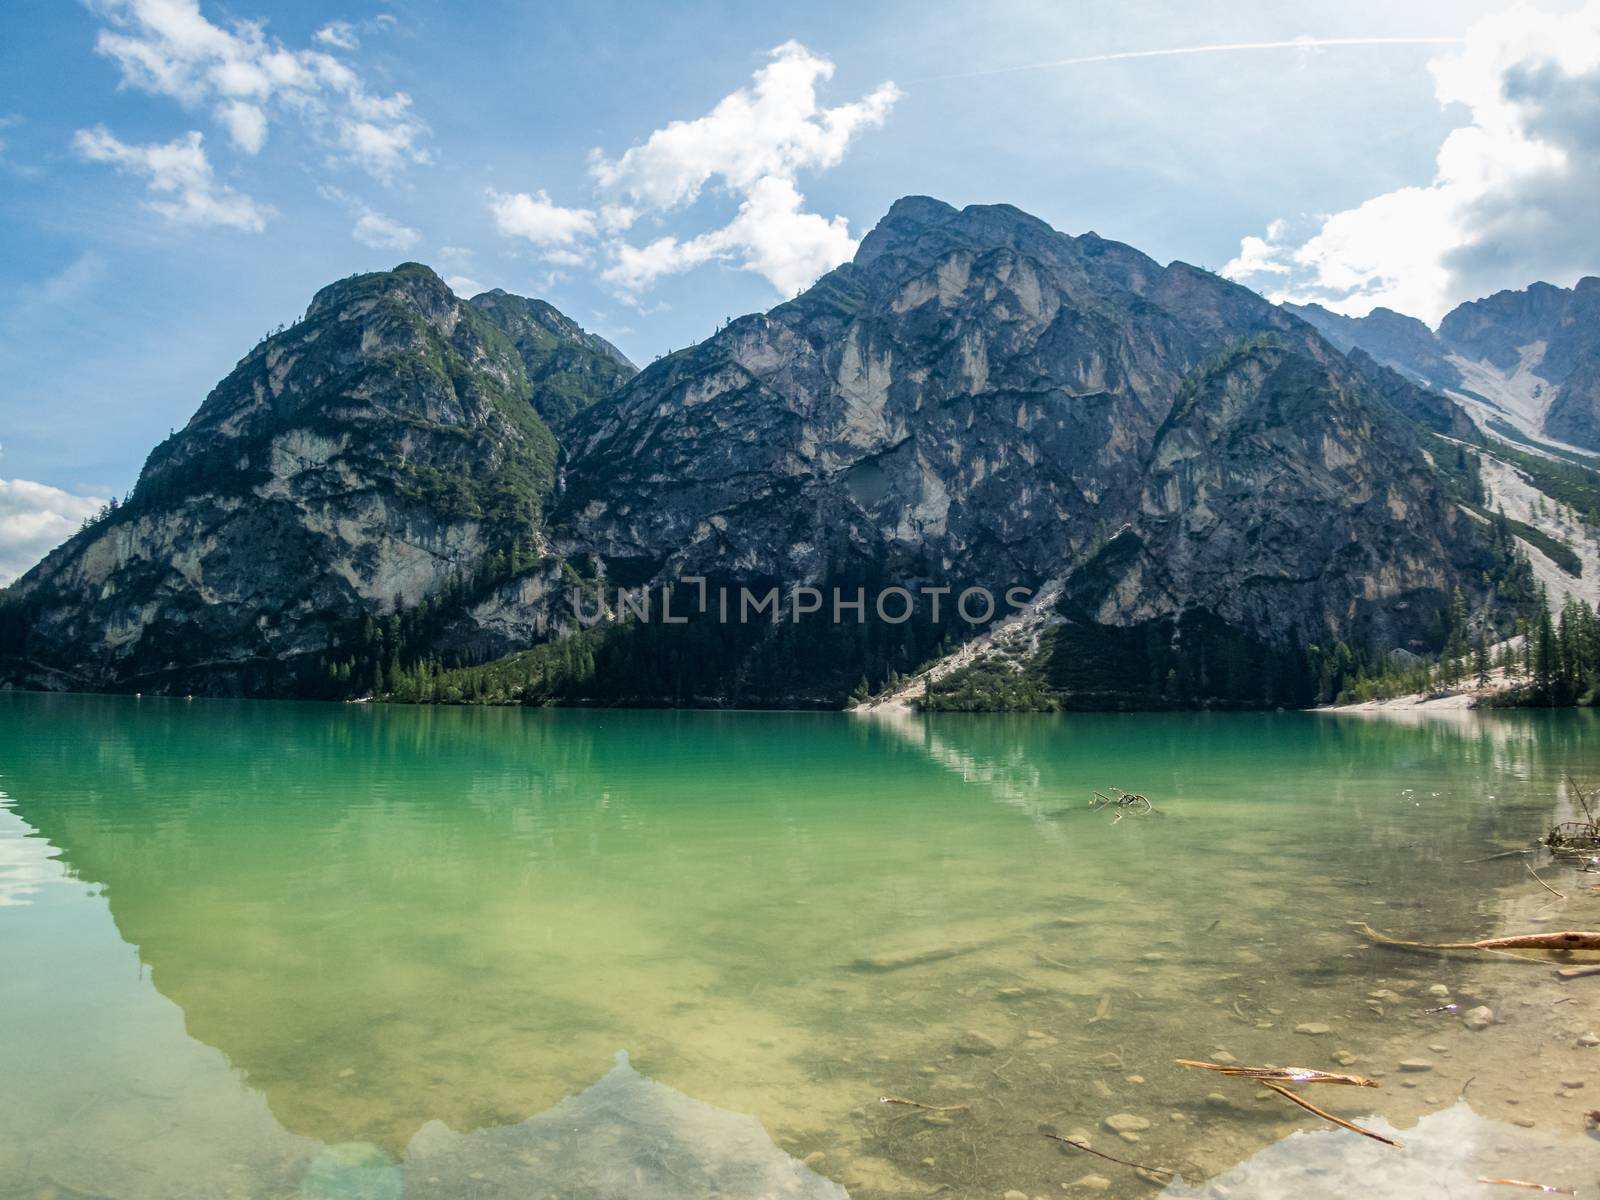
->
[{"left": 304, "top": 261, "right": 453, "bottom": 322}]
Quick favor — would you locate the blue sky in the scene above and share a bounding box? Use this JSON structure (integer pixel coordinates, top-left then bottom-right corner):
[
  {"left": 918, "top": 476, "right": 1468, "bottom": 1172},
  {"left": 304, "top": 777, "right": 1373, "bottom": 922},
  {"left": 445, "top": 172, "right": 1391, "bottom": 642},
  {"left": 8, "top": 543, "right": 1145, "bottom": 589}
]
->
[{"left": 2, "top": 0, "right": 1598, "bottom": 581}]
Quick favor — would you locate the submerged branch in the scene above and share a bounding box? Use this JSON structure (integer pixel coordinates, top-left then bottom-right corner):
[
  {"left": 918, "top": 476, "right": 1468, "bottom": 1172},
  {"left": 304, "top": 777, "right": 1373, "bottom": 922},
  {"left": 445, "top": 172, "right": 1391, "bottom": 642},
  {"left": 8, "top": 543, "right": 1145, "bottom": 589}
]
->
[
  {"left": 878, "top": 1095, "right": 968, "bottom": 1113},
  {"left": 1355, "top": 924, "right": 1600, "bottom": 952},
  {"left": 1479, "top": 1179, "right": 1578, "bottom": 1196},
  {"left": 1260, "top": 1082, "right": 1401, "bottom": 1148},
  {"left": 1042, "top": 1133, "right": 1174, "bottom": 1179},
  {"left": 1525, "top": 862, "right": 1566, "bottom": 899},
  {"left": 1173, "top": 1059, "right": 1376, "bottom": 1088}
]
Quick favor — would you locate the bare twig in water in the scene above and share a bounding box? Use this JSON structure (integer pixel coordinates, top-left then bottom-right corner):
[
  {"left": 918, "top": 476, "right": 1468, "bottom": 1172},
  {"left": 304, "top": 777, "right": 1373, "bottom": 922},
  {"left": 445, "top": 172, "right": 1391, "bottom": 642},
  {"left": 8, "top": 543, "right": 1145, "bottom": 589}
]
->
[
  {"left": 1089, "top": 788, "right": 1161, "bottom": 819},
  {"left": 1526, "top": 862, "right": 1567, "bottom": 899},
  {"left": 1260, "top": 1081, "right": 1401, "bottom": 1147},
  {"left": 1355, "top": 924, "right": 1600, "bottom": 952},
  {"left": 1464, "top": 848, "right": 1533, "bottom": 863},
  {"left": 1566, "top": 774, "right": 1599, "bottom": 827},
  {"left": 878, "top": 1095, "right": 969, "bottom": 1113},
  {"left": 1043, "top": 1133, "right": 1174, "bottom": 1179},
  {"left": 1174, "top": 1059, "right": 1377, "bottom": 1088},
  {"left": 1479, "top": 1179, "right": 1577, "bottom": 1196},
  {"left": 1423, "top": 1003, "right": 1459, "bottom": 1014}
]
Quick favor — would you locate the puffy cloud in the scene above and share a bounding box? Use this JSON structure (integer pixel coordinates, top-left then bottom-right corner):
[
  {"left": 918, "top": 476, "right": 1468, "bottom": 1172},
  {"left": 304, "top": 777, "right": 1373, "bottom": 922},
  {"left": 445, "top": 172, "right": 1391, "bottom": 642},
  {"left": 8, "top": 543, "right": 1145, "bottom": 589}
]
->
[
  {"left": 491, "top": 41, "right": 898, "bottom": 297},
  {"left": 488, "top": 188, "right": 598, "bottom": 245},
  {"left": 445, "top": 275, "right": 484, "bottom": 298},
  {"left": 352, "top": 209, "right": 418, "bottom": 251},
  {"left": 88, "top": 0, "right": 426, "bottom": 176},
  {"left": 314, "top": 21, "right": 359, "bottom": 51},
  {"left": 601, "top": 176, "right": 857, "bottom": 296},
  {"left": 216, "top": 98, "right": 266, "bottom": 153},
  {"left": 1224, "top": 3, "right": 1600, "bottom": 322},
  {"left": 73, "top": 126, "right": 271, "bottom": 230},
  {"left": 590, "top": 40, "right": 900, "bottom": 210},
  {"left": 0, "top": 479, "right": 107, "bottom": 586}
]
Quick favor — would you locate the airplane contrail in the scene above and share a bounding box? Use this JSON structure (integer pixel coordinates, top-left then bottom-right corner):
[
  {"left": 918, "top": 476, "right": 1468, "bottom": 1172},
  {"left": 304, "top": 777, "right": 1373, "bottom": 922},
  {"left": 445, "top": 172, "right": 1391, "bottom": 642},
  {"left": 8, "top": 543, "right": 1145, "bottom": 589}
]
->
[{"left": 918, "top": 36, "right": 1465, "bottom": 83}]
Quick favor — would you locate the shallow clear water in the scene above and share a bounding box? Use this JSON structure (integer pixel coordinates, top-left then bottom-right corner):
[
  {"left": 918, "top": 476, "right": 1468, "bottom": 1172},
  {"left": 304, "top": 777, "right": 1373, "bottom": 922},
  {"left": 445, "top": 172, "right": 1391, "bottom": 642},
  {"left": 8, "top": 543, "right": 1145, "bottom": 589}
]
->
[{"left": 2, "top": 695, "right": 1598, "bottom": 1199}]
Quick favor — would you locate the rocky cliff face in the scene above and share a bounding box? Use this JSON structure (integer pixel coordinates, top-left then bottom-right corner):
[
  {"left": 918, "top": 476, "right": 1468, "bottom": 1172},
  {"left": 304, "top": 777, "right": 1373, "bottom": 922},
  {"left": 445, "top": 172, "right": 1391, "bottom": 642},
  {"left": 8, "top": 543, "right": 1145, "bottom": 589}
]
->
[
  {"left": 556, "top": 199, "right": 1488, "bottom": 655},
  {"left": 468, "top": 289, "right": 636, "bottom": 427},
  {"left": 1291, "top": 278, "right": 1600, "bottom": 450},
  {"left": 1, "top": 199, "right": 1508, "bottom": 704},
  {"left": 0, "top": 265, "right": 627, "bottom": 693},
  {"left": 1066, "top": 338, "right": 1481, "bottom": 649}
]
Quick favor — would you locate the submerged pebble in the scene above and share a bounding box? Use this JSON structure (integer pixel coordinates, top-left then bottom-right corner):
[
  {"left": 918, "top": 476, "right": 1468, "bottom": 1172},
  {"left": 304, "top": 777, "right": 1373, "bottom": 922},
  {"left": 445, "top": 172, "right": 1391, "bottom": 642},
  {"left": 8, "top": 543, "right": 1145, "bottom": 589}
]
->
[
  {"left": 1102, "top": 1113, "right": 1151, "bottom": 1134},
  {"left": 955, "top": 1030, "right": 999, "bottom": 1055}
]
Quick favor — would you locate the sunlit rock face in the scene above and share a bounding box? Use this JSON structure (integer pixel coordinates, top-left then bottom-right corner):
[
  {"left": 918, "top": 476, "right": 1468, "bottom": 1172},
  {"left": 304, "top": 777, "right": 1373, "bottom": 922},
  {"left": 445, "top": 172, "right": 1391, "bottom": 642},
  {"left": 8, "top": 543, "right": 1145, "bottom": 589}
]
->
[
  {"left": 0, "top": 266, "right": 631, "bottom": 694},
  {"left": 558, "top": 198, "right": 1491, "bottom": 650}
]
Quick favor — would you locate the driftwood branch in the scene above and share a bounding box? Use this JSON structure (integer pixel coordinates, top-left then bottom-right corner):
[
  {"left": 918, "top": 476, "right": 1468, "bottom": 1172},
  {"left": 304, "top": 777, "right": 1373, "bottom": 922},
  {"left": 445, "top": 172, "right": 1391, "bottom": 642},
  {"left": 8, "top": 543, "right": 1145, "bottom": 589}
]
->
[
  {"left": 1355, "top": 924, "right": 1600, "bottom": 952},
  {"left": 1479, "top": 1178, "right": 1577, "bottom": 1196}
]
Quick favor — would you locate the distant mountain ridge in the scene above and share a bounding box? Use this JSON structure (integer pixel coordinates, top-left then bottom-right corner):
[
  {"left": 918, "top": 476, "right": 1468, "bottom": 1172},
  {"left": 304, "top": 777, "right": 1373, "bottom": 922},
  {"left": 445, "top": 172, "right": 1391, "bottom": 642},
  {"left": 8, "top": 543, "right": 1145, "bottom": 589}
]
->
[{"left": 1287, "top": 277, "right": 1600, "bottom": 451}]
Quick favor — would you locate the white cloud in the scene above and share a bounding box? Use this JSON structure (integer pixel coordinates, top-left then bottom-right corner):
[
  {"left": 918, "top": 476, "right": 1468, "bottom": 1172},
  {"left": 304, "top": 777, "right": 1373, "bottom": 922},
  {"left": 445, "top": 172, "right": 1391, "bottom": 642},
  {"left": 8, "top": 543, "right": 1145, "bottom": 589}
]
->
[
  {"left": 352, "top": 209, "right": 419, "bottom": 251},
  {"left": 1224, "top": 3, "right": 1600, "bottom": 322},
  {"left": 73, "top": 126, "right": 271, "bottom": 231},
  {"left": 445, "top": 275, "right": 484, "bottom": 297},
  {"left": 488, "top": 188, "right": 598, "bottom": 246},
  {"left": 216, "top": 98, "right": 266, "bottom": 153},
  {"left": 0, "top": 479, "right": 107, "bottom": 586},
  {"left": 590, "top": 40, "right": 900, "bottom": 210},
  {"left": 600, "top": 176, "right": 857, "bottom": 296},
  {"left": 314, "top": 21, "right": 359, "bottom": 50},
  {"left": 490, "top": 41, "right": 899, "bottom": 296},
  {"left": 88, "top": 0, "right": 427, "bottom": 177}
]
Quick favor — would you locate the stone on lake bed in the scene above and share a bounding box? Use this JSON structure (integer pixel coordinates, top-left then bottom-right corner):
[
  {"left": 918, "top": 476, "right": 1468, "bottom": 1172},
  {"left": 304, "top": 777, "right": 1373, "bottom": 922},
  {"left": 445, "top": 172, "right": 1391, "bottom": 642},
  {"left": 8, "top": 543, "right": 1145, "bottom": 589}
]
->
[
  {"left": 1294, "top": 1023, "right": 1332, "bottom": 1036},
  {"left": 955, "top": 1030, "right": 1000, "bottom": 1055},
  {"left": 1398, "top": 1059, "right": 1435, "bottom": 1072},
  {"left": 1463, "top": 1005, "right": 1493, "bottom": 1030},
  {"left": 1426, "top": 984, "right": 1451, "bottom": 998},
  {"left": 1578, "top": 1033, "right": 1600, "bottom": 1048},
  {"left": 1068, "top": 1178, "right": 1111, "bottom": 1193},
  {"left": 1331, "top": 1050, "right": 1357, "bottom": 1065},
  {"left": 1103, "top": 1113, "right": 1151, "bottom": 1134}
]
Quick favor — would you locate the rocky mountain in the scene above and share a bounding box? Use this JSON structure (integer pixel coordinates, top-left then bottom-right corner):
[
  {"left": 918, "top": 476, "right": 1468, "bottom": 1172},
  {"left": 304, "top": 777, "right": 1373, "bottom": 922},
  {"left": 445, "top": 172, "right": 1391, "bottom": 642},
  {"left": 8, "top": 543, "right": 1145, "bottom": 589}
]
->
[
  {"left": 469, "top": 289, "right": 636, "bottom": 428},
  {"left": 0, "top": 265, "right": 631, "bottom": 694},
  {"left": 553, "top": 199, "right": 1489, "bottom": 667},
  {"left": 1283, "top": 302, "right": 1463, "bottom": 391},
  {"left": 0, "top": 198, "right": 1517, "bottom": 706},
  {"left": 1289, "top": 278, "right": 1600, "bottom": 451}
]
